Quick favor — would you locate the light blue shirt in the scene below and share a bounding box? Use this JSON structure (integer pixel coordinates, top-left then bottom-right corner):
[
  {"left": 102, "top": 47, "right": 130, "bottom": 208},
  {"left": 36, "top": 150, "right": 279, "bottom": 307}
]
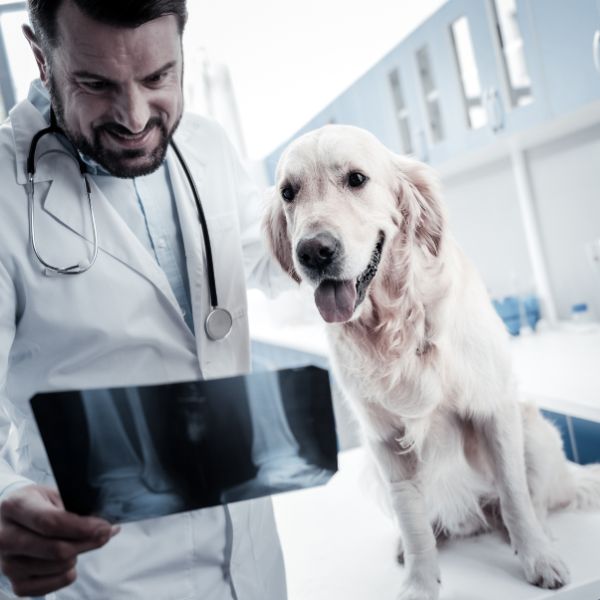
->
[{"left": 27, "top": 80, "right": 194, "bottom": 332}]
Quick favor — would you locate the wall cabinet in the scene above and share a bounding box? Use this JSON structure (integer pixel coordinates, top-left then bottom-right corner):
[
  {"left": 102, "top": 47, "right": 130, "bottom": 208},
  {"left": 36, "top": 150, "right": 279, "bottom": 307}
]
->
[{"left": 265, "top": 0, "right": 600, "bottom": 180}]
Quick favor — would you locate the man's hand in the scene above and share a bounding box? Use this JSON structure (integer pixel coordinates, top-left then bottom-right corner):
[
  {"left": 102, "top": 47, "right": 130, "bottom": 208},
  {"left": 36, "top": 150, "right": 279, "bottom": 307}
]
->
[{"left": 0, "top": 484, "right": 119, "bottom": 597}]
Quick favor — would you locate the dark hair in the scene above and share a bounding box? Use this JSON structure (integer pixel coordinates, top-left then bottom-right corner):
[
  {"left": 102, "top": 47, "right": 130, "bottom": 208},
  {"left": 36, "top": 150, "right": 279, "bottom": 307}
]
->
[{"left": 28, "top": 0, "right": 188, "bottom": 49}]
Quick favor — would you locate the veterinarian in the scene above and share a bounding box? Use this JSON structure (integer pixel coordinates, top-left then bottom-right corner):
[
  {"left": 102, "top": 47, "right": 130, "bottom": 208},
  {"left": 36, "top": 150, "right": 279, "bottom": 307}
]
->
[{"left": 0, "top": 0, "right": 290, "bottom": 598}]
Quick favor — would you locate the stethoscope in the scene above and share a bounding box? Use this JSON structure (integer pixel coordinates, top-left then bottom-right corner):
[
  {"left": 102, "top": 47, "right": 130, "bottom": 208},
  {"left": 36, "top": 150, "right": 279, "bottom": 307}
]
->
[{"left": 26, "top": 110, "right": 233, "bottom": 341}]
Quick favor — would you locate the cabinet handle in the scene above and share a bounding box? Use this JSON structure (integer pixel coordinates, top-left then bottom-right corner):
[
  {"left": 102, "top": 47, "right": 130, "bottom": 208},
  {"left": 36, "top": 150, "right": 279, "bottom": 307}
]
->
[
  {"left": 594, "top": 30, "right": 600, "bottom": 74},
  {"left": 484, "top": 87, "right": 504, "bottom": 133}
]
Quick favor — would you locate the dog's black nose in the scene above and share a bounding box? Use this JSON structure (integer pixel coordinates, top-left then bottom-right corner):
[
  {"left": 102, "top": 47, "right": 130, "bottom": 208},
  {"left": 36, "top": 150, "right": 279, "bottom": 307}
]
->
[{"left": 296, "top": 232, "right": 339, "bottom": 271}]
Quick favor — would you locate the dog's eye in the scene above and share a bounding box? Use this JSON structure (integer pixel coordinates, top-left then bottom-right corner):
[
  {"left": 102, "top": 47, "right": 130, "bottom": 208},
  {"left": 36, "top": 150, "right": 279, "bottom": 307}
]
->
[
  {"left": 348, "top": 172, "right": 367, "bottom": 188},
  {"left": 281, "top": 186, "right": 296, "bottom": 202}
]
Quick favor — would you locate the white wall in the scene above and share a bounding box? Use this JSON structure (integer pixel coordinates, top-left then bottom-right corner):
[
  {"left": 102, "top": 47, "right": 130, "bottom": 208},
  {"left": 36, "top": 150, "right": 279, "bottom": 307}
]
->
[
  {"left": 441, "top": 158, "right": 535, "bottom": 300},
  {"left": 439, "top": 123, "right": 600, "bottom": 322},
  {"left": 527, "top": 124, "right": 600, "bottom": 320}
]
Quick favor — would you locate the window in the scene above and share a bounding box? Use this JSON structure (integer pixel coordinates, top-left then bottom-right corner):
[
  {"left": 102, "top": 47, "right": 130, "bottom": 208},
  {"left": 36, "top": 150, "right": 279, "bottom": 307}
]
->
[
  {"left": 416, "top": 45, "right": 444, "bottom": 143},
  {"left": 1, "top": 8, "right": 38, "bottom": 103},
  {"left": 0, "top": 4, "right": 36, "bottom": 118},
  {"left": 491, "top": 0, "right": 532, "bottom": 107},
  {"left": 388, "top": 68, "right": 413, "bottom": 153},
  {"left": 450, "top": 16, "right": 486, "bottom": 129}
]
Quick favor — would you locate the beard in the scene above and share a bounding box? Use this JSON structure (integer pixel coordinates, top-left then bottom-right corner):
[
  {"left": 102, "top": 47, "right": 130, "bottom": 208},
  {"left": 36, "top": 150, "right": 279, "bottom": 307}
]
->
[{"left": 48, "top": 74, "right": 182, "bottom": 179}]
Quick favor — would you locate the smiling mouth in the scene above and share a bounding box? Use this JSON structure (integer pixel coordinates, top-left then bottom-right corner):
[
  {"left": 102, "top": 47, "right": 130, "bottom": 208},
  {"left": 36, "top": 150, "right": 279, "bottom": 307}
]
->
[
  {"left": 313, "top": 232, "right": 385, "bottom": 323},
  {"left": 103, "top": 127, "right": 155, "bottom": 148},
  {"left": 356, "top": 232, "right": 385, "bottom": 305}
]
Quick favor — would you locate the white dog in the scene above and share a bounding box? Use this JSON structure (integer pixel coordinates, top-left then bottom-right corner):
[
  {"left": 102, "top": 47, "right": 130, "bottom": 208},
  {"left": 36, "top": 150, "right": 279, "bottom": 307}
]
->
[{"left": 263, "top": 124, "right": 600, "bottom": 600}]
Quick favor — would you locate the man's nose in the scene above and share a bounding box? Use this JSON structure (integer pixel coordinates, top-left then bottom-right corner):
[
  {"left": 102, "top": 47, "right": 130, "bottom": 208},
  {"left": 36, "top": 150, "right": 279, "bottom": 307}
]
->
[{"left": 113, "top": 85, "right": 151, "bottom": 133}]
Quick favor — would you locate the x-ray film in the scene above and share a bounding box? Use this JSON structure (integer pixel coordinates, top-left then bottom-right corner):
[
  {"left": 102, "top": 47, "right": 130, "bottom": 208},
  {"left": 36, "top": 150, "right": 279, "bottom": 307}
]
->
[{"left": 31, "top": 366, "right": 338, "bottom": 523}]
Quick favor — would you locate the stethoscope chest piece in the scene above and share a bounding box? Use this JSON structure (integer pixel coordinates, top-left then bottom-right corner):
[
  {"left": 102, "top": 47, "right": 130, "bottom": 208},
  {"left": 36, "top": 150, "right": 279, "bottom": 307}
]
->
[{"left": 205, "top": 307, "right": 233, "bottom": 341}]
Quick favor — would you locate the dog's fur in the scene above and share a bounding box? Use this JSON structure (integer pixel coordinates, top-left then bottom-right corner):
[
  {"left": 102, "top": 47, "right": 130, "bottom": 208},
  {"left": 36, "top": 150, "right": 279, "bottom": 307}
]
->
[{"left": 263, "top": 124, "right": 600, "bottom": 599}]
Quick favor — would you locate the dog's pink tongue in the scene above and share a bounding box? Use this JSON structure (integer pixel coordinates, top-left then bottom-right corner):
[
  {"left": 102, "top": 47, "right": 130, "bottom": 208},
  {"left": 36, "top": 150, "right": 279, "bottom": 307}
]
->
[{"left": 314, "top": 280, "right": 356, "bottom": 323}]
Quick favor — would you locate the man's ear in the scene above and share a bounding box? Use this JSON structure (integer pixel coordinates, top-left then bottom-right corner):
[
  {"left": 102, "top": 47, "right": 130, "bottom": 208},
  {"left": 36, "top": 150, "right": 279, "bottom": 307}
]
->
[{"left": 22, "top": 24, "right": 50, "bottom": 85}]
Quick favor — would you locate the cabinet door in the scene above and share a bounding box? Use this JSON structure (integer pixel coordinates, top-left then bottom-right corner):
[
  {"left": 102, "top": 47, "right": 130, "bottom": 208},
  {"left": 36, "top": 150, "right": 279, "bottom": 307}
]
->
[
  {"left": 424, "top": 0, "right": 499, "bottom": 161},
  {"left": 528, "top": 0, "right": 600, "bottom": 115},
  {"left": 447, "top": 0, "right": 551, "bottom": 137},
  {"left": 373, "top": 60, "right": 411, "bottom": 153},
  {"left": 401, "top": 16, "right": 455, "bottom": 165}
]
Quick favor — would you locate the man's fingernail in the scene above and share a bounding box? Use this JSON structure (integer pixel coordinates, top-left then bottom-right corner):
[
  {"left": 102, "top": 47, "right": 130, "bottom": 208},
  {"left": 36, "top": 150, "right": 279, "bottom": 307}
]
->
[
  {"left": 110, "top": 525, "right": 121, "bottom": 538},
  {"left": 94, "top": 527, "right": 110, "bottom": 542}
]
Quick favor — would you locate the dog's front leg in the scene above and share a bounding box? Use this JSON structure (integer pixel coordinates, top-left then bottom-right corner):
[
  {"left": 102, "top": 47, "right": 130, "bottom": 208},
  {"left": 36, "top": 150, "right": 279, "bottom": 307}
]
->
[
  {"left": 370, "top": 440, "right": 440, "bottom": 600},
  {"left": 479, "top": 403, "right": 570, "bottom": 589}
]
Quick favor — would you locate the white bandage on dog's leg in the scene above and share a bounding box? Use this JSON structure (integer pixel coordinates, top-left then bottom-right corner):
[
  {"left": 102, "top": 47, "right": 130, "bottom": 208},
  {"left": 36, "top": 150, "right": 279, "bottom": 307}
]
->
[
  {"left": 390, "top": 480, "right": 437, "bottom": 557},
  {"left": 390, "top": 480, "right": 441, "bottom": 597}
]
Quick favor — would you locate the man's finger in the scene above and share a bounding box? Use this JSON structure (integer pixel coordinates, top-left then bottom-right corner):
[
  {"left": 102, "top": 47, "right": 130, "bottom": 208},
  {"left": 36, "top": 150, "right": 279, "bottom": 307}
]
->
[
  {"left": 1, "top": 554, "right": 76, "bottom": 579},
  {"left": 1, "top": 492, "right": 112, "bottom": 541},
  {"left": 0, "top": 520, "right": 112, "bottom": 560},
  {"left": 10, "top": 568, "right": 77, "bottom": 598}
]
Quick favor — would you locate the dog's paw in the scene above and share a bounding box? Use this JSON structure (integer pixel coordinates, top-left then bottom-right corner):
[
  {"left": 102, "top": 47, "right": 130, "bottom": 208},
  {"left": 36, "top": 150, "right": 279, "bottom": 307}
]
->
[
  {"left": 397, "top": 555, "right": 441, "bottom": 600},
  {"left": 522, "top": 549, "right": 570, "bottom": 589},
  {"left": 396, "top": 578, "right": 440, "bottom": 600}
]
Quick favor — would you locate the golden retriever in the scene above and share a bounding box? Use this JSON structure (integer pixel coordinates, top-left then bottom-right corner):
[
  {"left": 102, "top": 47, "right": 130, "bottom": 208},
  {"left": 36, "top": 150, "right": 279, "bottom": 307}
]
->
[{"left": 263, "top": 124, "right": 600, "bottom": 600}]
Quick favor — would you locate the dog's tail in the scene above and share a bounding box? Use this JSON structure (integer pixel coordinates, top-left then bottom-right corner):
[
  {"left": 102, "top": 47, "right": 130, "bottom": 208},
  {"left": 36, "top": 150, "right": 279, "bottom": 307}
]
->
[{"left": 566, "top": 463, "right": 600, "bottom": 510}]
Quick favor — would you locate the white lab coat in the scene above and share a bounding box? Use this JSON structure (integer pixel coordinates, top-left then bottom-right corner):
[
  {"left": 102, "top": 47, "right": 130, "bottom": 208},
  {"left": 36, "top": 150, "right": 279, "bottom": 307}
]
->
[{"left": 0, "top": 97, "right": 289, "bottom": 599}]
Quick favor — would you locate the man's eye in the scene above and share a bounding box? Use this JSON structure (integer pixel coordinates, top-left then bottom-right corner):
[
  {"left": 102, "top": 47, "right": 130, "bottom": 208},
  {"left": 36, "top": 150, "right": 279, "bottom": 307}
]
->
[
  {"left": 281, "top": 186, "right": 296, "bottom": 202},
  {"left": 81, "top": 81, "right": 109, "bottom": 92},
  {"left": 146, "top": 72, "right": 168, "bottom": 85},
  {"left": 347, "top": 172, "right": 367, "bottom": 187}
]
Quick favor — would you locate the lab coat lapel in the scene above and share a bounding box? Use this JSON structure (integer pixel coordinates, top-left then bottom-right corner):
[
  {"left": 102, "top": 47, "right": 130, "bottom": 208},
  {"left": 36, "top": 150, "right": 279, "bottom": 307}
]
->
[
  {"left": 40, "top": 155, "right": 184, "bottom": 308},
  {"left": 11, "top": 100, "right": 66, "bottom": 185},
  {"left": 165, "top": 136, "right": 209, "bottom": 343}
]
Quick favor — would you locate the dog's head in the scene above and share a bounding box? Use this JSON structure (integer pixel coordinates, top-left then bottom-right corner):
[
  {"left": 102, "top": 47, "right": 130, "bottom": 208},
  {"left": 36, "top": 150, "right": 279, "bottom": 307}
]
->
[{"left": 263, "top": 124, "right": 445, "bottom": 324}]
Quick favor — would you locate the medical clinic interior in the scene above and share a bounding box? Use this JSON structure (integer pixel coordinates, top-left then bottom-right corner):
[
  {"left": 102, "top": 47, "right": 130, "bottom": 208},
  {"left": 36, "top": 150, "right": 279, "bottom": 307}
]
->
[{"left": 0, "top": 0, "right": 599, "bottom": 599}]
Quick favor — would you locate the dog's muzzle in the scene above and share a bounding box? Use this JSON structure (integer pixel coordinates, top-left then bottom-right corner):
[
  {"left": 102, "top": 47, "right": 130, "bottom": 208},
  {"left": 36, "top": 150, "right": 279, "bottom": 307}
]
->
[{"left": 310, "top": 232, "right": 385, "bottom": 323}]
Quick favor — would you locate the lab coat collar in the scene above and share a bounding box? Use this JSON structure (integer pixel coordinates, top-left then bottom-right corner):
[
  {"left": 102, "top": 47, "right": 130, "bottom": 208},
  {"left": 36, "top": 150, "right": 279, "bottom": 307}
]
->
[{"left": 10, "top": 99, "right": 61, "bottom": 185}]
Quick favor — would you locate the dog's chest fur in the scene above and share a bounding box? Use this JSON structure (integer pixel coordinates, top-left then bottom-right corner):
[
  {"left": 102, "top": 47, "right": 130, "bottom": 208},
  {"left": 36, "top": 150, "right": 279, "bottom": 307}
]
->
[{"left": 327, "top": 319, "right": 446, "bottom": 442}]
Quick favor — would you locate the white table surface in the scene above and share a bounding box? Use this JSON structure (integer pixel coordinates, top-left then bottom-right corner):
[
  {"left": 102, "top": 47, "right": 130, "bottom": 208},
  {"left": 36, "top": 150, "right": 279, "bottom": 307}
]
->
[
  {"left": 273, "top": 448, "right": 600, "bottom": 600},
  {"left": 510, "top": 325, "right": 600, "bottom": 422},
  {"left": 248, "top": 290, "right": 600, "bottom": 422}
]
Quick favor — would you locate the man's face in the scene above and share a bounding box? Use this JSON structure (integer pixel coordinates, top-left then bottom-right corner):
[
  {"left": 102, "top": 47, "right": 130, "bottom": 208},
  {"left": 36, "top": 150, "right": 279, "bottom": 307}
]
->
[{"left": 43, "top": 1, "right": 184, "bottom": 178}]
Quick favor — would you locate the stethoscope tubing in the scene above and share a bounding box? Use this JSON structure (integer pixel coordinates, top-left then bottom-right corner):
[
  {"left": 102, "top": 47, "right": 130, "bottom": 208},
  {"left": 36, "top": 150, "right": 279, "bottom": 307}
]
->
[{"left": 169, "top": 139, "right": 219, "bottom": 310}]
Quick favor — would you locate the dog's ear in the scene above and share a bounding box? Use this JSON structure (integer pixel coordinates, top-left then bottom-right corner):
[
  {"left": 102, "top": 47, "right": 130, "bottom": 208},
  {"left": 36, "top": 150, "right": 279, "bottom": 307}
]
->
[
  {"left": 262, "top": 188, "right": 301, "bottom": 283},
  {"left": 393, "top": 156, "right": 445, "bottom": 257}
]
